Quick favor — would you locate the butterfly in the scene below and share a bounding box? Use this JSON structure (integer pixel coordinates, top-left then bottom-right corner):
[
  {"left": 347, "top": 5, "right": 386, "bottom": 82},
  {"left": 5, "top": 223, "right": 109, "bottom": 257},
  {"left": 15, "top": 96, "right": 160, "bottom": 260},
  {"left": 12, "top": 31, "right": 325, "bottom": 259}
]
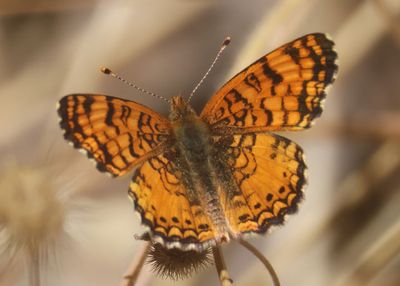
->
[{"left": 58, "top": 33, "right": 338, "bottom": 251}]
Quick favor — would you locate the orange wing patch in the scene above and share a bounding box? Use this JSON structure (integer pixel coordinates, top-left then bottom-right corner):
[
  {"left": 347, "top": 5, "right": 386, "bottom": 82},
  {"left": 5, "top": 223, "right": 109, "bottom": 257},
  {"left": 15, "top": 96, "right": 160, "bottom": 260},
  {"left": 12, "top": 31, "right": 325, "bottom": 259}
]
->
[
  {"left": 129, "top": 149, "right": 222, "bottom": 251},
  {"left": 216, "top": 133, "right": 306, "bottom": 236},
  {"left": 201, "top": 33, "right": 338, "bottom": 133},
  {"left": 58, "top": 94, "right": 171, "bottom": 176}
]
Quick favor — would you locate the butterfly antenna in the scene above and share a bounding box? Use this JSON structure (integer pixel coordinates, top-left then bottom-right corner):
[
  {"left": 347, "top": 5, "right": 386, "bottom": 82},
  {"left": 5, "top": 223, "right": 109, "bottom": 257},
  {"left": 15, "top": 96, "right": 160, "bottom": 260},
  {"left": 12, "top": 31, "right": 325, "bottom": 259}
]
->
[
  {"left": 100, "top": 67, "right": 170, "bottom": 103},
  {"left": 187, "top": 36, "right": 231, "bottom": 103}
]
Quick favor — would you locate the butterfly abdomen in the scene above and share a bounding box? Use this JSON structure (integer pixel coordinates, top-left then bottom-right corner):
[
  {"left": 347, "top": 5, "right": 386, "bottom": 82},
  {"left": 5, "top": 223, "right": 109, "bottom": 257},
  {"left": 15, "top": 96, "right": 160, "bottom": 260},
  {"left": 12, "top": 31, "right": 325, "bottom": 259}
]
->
[{"left": 172, "top": 114, "right": 229, "bottom": 240}]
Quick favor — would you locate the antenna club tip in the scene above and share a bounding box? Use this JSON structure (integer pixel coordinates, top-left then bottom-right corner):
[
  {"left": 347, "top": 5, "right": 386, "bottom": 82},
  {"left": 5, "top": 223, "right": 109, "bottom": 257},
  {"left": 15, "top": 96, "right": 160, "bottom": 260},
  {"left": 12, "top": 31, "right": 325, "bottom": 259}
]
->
[
  {"left": 100, "top": 66, "right": 112, "bottom": 75},
  {"left": 223, "top": 37, "right": 231, "bottom": 46}
]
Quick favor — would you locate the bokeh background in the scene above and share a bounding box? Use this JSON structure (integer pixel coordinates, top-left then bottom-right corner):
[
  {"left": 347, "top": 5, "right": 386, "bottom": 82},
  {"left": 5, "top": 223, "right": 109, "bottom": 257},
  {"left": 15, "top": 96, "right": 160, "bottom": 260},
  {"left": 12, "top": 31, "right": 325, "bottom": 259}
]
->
[{"left": 1, "top": 0, "right": 400, "bottom": 285}]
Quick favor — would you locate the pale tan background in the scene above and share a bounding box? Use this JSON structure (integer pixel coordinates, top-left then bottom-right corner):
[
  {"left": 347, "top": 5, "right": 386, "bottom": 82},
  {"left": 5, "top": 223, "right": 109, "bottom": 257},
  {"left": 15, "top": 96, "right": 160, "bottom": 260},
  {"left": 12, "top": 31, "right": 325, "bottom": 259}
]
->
[{"left": 1, "top": 0, "right": 400, "bottom": 286}]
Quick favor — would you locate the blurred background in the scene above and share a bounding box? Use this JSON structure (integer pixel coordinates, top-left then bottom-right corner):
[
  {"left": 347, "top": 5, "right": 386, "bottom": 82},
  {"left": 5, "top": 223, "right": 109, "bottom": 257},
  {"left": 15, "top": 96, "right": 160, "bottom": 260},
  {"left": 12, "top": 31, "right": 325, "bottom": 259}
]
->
[{"left": 1, "top": 0, "right": 400, "bottom": 285}]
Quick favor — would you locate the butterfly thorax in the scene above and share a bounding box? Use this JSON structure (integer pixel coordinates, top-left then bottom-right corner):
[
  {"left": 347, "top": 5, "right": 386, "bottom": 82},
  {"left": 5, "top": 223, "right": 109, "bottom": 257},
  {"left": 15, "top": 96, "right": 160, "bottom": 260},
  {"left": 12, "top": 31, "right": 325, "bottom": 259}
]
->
[
  {"left": 169, "top": 96, "right": 229, "bottom": 237},
  {"left": 169, "top": 96, "right": 210, "bottom": 153},
  {"left": 169, "top": 96, "right": 196, "bottom": 121}
]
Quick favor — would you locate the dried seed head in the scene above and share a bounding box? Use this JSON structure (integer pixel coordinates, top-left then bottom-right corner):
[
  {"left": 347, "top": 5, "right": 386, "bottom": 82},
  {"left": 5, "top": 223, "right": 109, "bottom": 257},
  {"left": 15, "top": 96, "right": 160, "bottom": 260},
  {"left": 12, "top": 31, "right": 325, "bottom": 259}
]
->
[
  {"left": 147, "top": 243, "right": 212, "bottom": 280},
  {"left": 0, "top": 165, "right": 65, "bottom": 247},
  {"left": 0, "top": 159, "right": 77, "bottom": 284}
]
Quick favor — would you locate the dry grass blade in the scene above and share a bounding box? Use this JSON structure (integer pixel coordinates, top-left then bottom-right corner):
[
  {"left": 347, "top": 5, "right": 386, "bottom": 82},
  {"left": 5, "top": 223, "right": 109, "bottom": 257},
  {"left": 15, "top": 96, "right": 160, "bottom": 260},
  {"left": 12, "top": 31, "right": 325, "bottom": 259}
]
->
[
  {"left": 334, "top": 221, "right": 400, "bottom": 286},
  {"left": 373, "top": 0, "right": 400, "bottom": 45},
  {"left": 120, "top": 242, "right": 150, "bottom": 286},
  {"left": 239, "top": 240, "right": 280, "bottom": 286}
]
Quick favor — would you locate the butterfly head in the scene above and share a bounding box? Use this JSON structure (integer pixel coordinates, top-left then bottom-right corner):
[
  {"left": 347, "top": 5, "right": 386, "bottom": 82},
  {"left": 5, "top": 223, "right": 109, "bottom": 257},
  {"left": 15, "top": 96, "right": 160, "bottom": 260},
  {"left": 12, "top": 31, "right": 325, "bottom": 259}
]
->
[{"left": 169, "top": 96, "right": 196, "bottom": 121}]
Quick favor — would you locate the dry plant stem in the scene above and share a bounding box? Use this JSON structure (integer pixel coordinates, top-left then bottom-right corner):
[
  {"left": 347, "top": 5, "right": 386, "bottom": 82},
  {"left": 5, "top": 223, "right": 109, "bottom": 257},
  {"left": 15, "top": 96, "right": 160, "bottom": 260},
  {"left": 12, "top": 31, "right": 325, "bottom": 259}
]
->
[
  {"left": 336, "top": 222, "right": 400, "bottom": 286},
  {"left": 120, "top": 242, "right": 150, "bottom": 286},
  {"left": 239, "top": 240, "right": 280, "bottom": 286},
  {"left": 28, "top": 244, "right": 40, "bottom": 286},
  {"left": 0, "top": 0, "right": 98, "bottom": 16},
  {"left": 313, "top": 112, "right": 400, "bottom": 141},
  {"left": 212, "top": 246, "right": 233, "bottom": 286},
  {"left": 373, "top": 0, "right": 400, "bottom": 46}
]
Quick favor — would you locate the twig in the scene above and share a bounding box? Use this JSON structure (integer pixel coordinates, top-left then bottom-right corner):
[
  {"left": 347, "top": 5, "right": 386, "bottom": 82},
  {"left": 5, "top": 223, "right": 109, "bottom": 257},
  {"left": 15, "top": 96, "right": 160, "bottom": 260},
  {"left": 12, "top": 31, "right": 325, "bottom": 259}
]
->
[
  {"left": 0, "top": 0, "right": 97, "bottom": 16},
  {"left": 239, "top": 240, "right": 280, "bottom": 286},
  {"left": 120, "top": 242, "right": 150, "bottom": 286},
  {"left": 212, "top": 246, "right": 233, "bottom": 286},
  {"left": 310, "top": 112, "right": 400, "bottom": 141},
  {"left": 28, "top": 242, "right": 41, "bottom": 286},
  {"left": 334, "top": 221, "right": 400, "bottom": 286},
  {"left": 373, "top": 0, "right": 400, "bottom": 46}
]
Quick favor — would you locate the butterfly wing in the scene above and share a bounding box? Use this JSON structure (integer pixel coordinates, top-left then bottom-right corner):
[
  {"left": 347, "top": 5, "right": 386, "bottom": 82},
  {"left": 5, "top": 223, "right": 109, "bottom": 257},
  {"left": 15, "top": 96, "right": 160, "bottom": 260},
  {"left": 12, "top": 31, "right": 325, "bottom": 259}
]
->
[
  {"left": 58, "top": 94, "right": 171, "bottom": 176},
  {"left": 201, "top": 33, "right": 338, "bottom": 133},
  {"left": 214, "top": 133, "right": 306, "bottom": 236},
  {"left": 129, "top": 148, "right": 223, "bottom": 251}
]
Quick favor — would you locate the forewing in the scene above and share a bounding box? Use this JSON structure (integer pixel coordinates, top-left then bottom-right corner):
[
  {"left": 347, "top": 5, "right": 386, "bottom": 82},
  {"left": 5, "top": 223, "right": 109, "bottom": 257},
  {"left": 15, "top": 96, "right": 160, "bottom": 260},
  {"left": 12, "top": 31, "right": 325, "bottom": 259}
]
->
[
  {"left": 215, "top": 133, "right": 306, "bottom": 235},
  {"left": 201, "top": 33, "right": 338, "bottom": 133},
  {"left": 129, "top": 148, "right": 220, "bottom": 251},
  {"left": 58, "top": 94, "right": 171, "bottom": 176}
]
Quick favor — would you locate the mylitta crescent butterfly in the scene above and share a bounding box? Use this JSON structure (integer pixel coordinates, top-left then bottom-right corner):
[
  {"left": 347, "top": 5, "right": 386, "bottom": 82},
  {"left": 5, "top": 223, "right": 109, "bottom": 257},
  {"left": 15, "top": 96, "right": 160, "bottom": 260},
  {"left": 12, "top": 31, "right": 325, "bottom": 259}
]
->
[{"left": 58, "top": 33, "right": 338, "bottom": 251}]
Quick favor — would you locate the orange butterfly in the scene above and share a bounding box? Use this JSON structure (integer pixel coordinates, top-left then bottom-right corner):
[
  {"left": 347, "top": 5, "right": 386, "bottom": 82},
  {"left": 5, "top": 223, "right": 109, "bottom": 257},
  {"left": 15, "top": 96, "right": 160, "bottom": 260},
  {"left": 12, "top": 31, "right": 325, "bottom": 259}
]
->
[{"left": 58, "top": 33, "right": 338, "bottom": 251}]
